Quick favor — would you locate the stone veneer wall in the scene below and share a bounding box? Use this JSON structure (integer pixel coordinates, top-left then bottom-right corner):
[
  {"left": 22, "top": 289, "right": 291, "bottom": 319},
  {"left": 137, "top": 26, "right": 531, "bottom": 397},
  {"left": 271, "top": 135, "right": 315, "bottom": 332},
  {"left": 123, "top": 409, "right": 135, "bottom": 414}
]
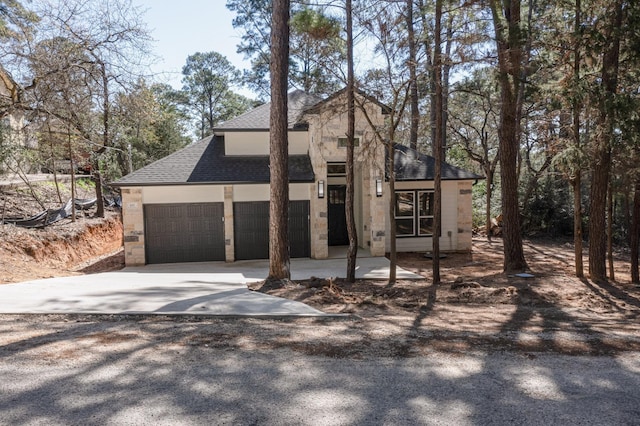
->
[
  {"left": 224, "top": 185, "right": 235, "bottom": 262},
  {"left": 306, "top": 94, "right": 387, "bottom": 258},
  {"left": 120, "top": 187, "right": 145, "bottom": 266},
  {"left": 309, "top": 175, "right": 328, "bottom": 259},
  {"left": 457, "top": 180, "right": 474, "bottom": 251}
]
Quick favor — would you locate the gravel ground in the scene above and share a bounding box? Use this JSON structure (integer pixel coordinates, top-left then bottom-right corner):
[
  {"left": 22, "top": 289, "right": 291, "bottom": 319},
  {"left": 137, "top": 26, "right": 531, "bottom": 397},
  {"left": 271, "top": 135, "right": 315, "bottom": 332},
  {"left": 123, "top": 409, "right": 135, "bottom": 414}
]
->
[
  {"left": 0, "top": 321, "right": 638, "bottom": 425},
  {"left": 0, "top": 316, "right": 639, "bottom": 425}
]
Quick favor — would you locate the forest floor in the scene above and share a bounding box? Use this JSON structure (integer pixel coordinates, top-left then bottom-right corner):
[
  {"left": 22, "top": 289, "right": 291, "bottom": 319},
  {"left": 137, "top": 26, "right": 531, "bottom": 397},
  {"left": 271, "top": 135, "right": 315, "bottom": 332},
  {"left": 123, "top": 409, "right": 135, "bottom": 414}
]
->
[{"left": 1, "top": 177, "right": 639, "bottom": 357}]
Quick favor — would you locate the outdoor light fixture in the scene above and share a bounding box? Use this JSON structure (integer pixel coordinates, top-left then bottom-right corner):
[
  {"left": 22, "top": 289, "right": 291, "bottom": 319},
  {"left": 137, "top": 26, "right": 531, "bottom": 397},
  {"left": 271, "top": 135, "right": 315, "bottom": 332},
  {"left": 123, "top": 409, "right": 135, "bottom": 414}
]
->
[
  {"left": 318, "top": 180, "right": 325, "bottom": 198},
  {"left": 375, "top": 177, "right": 383, "bottom": 197}
]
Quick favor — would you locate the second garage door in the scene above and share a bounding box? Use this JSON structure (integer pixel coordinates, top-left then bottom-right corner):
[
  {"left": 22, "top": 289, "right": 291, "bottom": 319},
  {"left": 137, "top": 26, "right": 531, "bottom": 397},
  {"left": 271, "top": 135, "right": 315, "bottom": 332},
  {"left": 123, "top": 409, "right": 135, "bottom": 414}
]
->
[
  {"left": 234, "top": 201, "right": 310, "bottom": 260},
  {"left": 144, "top": 203, "right": 225, "bottom": 264}
]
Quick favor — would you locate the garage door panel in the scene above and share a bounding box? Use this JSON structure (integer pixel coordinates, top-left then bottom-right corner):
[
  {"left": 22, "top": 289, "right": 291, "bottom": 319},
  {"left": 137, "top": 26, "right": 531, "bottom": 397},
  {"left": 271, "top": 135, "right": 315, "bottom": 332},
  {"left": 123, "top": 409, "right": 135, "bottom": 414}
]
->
[
  {"left": 289, "top": 201, "right": 310, "bottom": 258},
  {"left": 234, "top": 201, "right": 310, "bottom": 260},
  {"left": 144, "top": 203, "right": 225, "bottom": 264},
  {"left": 234, "top": 202, "right": 269, "bottom": 260}
]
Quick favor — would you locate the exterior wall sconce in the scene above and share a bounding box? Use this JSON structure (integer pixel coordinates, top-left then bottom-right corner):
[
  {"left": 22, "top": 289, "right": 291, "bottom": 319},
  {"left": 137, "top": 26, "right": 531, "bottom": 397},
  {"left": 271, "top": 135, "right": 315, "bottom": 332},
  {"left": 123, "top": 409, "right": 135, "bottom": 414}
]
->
[
  {"left": 318, "top": 180, "right": 325, "bottom": 198},
  {"left": 375, "top": 177, "right": 383, "bottom": 197}
]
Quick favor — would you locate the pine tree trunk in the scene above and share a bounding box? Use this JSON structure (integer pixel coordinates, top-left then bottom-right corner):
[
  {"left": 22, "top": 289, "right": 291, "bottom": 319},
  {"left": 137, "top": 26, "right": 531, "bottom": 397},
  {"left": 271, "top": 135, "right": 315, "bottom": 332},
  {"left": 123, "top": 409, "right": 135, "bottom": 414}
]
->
[
  {"left": 573, "top": 176, "right": 584, "bottom": 277},
  {"left": 94, "top": 171, "right": 104, "bottom": 218},
  {"left": 388, "top": 140, "right": 397, "bottom": 285},
  {"left": 345, "top": 0, "right": 358, "bottom": 283},
  {"left": 407, "top": 0, "right": 419, "bottom": 151},
  {"left": 588, "top": 0, "right": 622, "bottom": 283},
  {"left": 572, "top": 0, "right": 584, "bottom": 279},
  {"left": 485, "top": 167, "right": 493, "bottom": 241},
  {"left": 589, "top": 148, "right": 610, "bottom": 282},
  {"left": 631, "top": 181, "right": 640, "bottom": 284},
  {"left": 267, "top": 0, "right": 291, "bottom": 281},
  {"left": 432, "top": 0, "right": 443, "bottom": 284},
  {"left": 490, "top": 0, "right": 528, "bottom": 273},
  {"left": 607, "top": 180, "right": 615, "bottom": 281}
]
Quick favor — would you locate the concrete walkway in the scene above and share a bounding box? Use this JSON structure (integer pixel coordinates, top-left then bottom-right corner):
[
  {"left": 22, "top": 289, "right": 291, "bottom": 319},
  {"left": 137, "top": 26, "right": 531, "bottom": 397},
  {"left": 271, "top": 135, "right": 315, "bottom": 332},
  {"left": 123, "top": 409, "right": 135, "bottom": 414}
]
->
[{"left": 0, "top": 257, "right": 422, "bottom": 317}]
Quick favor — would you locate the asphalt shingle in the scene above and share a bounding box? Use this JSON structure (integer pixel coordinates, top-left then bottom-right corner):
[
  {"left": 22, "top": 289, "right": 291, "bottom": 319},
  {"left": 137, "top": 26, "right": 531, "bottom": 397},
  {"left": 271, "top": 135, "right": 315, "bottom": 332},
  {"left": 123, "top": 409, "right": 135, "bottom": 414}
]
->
[
  {"left": 214, "top": 90, "right": 323, "bottom": 130},
  {"left": 393, "top": 144, "right": 483, "bottom": 181},
  {"left": 113, "top": 136, "right": 315, "bottom": 186}
]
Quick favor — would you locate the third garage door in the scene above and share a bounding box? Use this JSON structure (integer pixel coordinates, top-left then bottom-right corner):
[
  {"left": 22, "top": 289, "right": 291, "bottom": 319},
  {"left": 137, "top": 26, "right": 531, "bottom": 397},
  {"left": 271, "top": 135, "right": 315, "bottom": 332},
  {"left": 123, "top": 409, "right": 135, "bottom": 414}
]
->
[{"left": 233, "top": 201, "right": 310, "bottom": 260}]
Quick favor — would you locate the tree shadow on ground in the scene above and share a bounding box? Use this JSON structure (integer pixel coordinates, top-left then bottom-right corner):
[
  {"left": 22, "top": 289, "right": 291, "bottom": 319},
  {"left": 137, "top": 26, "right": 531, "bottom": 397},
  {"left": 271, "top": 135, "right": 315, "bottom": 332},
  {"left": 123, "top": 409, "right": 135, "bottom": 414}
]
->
[{"left": 1, "top": 314, "right": 639, "bottom": 425}]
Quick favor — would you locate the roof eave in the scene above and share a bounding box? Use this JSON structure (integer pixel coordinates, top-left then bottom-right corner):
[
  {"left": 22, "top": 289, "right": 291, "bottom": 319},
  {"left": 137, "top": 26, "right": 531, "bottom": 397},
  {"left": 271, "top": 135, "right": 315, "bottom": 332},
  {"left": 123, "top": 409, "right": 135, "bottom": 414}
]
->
[{"left": 113, "top": 178, "right": 315, "bottom": 187}]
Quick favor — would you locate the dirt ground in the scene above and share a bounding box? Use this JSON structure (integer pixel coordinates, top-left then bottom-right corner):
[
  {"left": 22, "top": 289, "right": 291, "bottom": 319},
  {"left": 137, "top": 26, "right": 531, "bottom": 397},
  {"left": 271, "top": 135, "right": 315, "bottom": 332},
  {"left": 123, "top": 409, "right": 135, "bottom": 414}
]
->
[
  {"left": 0, "top": 178, "right": 124, "bottom": 284},
  {"left": 1, "top": 178, "right": 640, "bottom": 357}
]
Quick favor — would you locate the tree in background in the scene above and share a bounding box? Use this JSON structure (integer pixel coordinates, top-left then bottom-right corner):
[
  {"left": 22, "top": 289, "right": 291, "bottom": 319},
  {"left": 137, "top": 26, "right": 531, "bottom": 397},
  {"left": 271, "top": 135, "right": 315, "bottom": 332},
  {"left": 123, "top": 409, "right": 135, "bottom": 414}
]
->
[
  {"left": 110, "top": 81, "right": 190, "bottom": 176},
  {"left": 448, "top": 69, "right": 500, "bottom": 240},
  {"left": 587, "top": 0, "right": 623, "bottom": 282},
  {"left": 12, "top": 0, "right": 153, "bottom": 216},
  {"left": 226, "top": 0, "right": 272, "bottom": 98},
  {"left": 227, "top": 0, "right": 344, "bottom": 99},
  {"left": 290, "top": 7, "right": 344, "bottom": 95},
  {"left": 488, "top": 0, "right": 528, "bottom": 273},
  {"left": 26, "top": 35, "right": 97, "bottom": 208},
  {"left": 181, "top": 51, "right": 252, "bottom": 139},
  {"left": 358, "top": 1, "right": 412, "bottom": 285},
  {"left": 0, "top": 0, "right": 38, "bottom": 43}
]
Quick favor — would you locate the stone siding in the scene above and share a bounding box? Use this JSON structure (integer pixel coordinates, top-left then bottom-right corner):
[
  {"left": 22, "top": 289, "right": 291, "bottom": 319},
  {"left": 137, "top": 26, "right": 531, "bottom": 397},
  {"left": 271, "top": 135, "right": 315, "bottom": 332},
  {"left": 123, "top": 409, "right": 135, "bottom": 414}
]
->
[
  {"left": 120, "top": 187, "right": 145, "bottom": 266},
  {"left": 457, "top": 181, "right": 473, "bottom": 251}
]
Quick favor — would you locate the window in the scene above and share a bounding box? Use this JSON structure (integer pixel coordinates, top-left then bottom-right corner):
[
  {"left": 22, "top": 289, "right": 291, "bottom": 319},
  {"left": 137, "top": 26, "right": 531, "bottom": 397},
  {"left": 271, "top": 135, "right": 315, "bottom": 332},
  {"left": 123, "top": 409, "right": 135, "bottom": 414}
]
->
[
  {"left": 337, "top": 137, "right": 360, "bottom": 148},
  {"left": 418, "top": 191, "right": 434, "bottom": 236},
  {"left": 394, "top": 190, "right": 435, "bottom": 237},
  {"left": 327, "top": 162, "right": 346, "bottom": 176},
  {"left": 394, "top": 191, "right": 415, "bottom": 236}
]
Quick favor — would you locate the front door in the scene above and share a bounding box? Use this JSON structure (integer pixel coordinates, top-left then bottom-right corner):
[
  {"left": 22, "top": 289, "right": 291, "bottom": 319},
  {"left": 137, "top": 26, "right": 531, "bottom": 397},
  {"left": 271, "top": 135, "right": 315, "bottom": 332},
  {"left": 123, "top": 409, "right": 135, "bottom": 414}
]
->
[{"left": 328, "top": 185, "right": 349, "bottom": 246}]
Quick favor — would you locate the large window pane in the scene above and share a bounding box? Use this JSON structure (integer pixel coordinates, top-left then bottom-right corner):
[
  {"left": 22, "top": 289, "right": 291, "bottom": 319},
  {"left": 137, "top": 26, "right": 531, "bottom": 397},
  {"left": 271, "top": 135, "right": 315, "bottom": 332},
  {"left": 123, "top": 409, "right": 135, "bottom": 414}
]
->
[
  {"left": 395, "top": 192, "right": 414, "bottom": 217},
  {"left": 396, "top": 218, "right": 414, "bottom": 236},
  {"left": 419, "top": 191, "right": 433, "bottom": 216},
  {"left": 419, "top": 218, "right": 434, "bottom": 236},
  {"left": 327, "top": 163, "right": 346, "bottom": 176},
  {"left": 418, "top": 191, "right": 434, "bottom": 236},
  {"left": 338, "top": 137, "right": 360, "bottom": 147}
]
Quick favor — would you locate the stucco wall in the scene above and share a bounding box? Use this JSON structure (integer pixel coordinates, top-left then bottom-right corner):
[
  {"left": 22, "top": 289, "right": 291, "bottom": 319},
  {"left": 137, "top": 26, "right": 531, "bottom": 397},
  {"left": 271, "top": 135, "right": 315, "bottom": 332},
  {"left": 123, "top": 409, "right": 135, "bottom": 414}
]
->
[
  {"left": 232, "top": 183, "right": 310, "bottom": 202},
  {"left": 224, "top": 131, "right": 308, "bottom": 156},
  {"left": 385, "top": 180, "right": 474, "bottom": 253},
  {"left": 142, "top": 185, "right": 225, "bottom": 204}
]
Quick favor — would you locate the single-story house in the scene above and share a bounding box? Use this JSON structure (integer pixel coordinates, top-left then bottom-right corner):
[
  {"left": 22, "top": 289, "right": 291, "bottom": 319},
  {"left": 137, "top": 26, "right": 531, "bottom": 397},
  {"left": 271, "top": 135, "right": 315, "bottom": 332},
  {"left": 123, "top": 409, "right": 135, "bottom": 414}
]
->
[{"left": 113, "top": 89, "right": 482, "bottom": 265}]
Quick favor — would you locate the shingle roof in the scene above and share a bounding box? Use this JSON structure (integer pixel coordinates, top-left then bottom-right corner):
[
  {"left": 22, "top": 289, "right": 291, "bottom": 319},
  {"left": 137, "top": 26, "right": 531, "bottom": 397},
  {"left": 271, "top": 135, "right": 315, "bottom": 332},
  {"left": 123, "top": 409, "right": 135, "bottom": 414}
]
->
[
  {"left": 393, "top": 144, "right": 483, "bottom": 181},
  {"left": 214, "top": 90, "right": 323, "bottom": 131},
  {"left": 113, "top": 136, "right": 315, "bottom": 186}
]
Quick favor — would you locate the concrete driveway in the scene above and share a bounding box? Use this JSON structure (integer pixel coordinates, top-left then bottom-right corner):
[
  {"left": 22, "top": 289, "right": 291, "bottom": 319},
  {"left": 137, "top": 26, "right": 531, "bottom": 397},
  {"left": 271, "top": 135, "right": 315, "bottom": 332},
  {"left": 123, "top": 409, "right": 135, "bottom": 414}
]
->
[{"left": 0, "top": 257, "right": 422, "bottom": 317}]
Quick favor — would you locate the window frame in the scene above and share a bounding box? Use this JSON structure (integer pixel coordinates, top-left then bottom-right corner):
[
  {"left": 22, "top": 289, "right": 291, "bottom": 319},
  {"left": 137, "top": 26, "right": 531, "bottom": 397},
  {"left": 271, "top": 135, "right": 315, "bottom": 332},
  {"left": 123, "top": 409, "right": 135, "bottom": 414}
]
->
[
  {"left": 337, "top": 136, "right": 360, "bottom": 148},
  {"left": 327, "top": 162, "right": 346, "bottom": 177},
  {"left": 394, "top": 190, "right": 415, "bottom": 236},
  {"left": 417, "top": 190, "right": 435, "bottom": 236},
  {"left": 394, "top": 190, "right": 436, "bottom": 238}
]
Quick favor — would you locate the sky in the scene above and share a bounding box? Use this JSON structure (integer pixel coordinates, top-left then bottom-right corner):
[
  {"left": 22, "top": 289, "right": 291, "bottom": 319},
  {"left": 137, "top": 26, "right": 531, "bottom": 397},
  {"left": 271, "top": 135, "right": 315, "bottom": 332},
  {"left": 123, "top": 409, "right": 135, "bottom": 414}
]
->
[{"left": 135, "top": 1, "right": 250, "bottom": 92}]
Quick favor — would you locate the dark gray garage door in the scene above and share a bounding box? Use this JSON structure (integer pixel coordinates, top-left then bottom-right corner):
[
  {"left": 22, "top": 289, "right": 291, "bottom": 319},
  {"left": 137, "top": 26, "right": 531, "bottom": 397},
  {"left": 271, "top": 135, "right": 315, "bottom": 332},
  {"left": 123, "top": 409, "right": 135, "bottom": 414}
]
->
[
  {"left": 144, "top": 203, "right": 225, "bottom": 264},
  {"left": 234, "top": 201, "right": 310, "bottom": 260}
]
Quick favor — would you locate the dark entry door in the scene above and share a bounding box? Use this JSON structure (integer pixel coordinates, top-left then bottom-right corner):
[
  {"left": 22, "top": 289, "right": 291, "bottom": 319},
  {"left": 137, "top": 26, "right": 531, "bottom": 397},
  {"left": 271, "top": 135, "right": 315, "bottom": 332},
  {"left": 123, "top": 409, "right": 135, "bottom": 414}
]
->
[{"left": 328, "top": 185, "right": 349, "bottom": 246}]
